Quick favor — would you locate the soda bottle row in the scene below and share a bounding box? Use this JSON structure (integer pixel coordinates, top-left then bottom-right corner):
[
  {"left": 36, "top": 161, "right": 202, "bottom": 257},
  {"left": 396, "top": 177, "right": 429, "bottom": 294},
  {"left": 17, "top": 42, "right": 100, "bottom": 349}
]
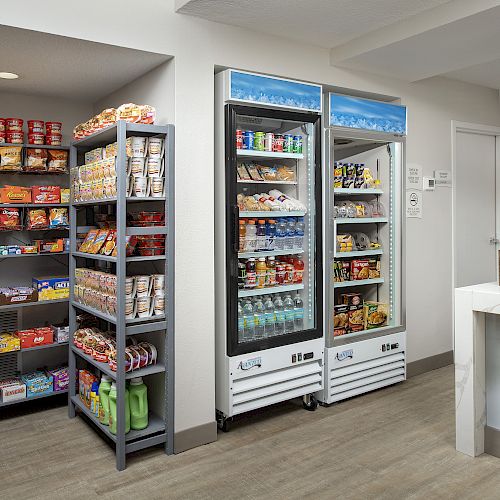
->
[
  {"left": 238, "top": 293, "right": 304, "bottom": 342},
  {"left": 239, "top": 217, "right": 305, "bottom": 253},
  {"left": 236, "top": 130, "right": 303, "bottom": 154},
  {"left": 238, "top": 255, "right": 304, "bottom": 289}
]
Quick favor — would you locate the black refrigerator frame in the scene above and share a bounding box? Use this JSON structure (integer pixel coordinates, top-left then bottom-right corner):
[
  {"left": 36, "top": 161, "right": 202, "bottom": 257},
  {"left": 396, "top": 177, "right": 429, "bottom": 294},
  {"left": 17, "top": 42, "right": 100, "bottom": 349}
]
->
[{"left": 225, "top": 104, "right": 323, "bottom": 356}]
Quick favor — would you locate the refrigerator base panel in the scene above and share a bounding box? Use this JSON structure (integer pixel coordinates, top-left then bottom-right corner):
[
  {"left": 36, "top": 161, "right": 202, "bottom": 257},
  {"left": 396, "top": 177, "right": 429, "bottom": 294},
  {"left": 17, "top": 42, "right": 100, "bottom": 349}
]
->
[
  {"left": 217, "top": 338, "right": 324, "bottom": 418},
  {"left": 318, "top": 331, "right": 406, "bottom": 405}
]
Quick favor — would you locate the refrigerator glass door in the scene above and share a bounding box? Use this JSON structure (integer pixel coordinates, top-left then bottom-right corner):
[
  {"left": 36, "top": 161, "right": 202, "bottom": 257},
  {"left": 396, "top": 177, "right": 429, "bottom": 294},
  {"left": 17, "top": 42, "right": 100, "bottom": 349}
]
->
[
  {"left": 327, "top": 133, "right": 403, "bottom": 346},
  {"left": 226, "top": 105, "right": 322, "bottom": 356}
]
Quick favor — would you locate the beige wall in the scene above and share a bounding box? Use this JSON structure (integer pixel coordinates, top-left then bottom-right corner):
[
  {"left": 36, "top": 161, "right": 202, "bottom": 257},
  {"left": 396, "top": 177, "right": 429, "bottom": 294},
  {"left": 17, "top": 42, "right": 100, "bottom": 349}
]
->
[{"left": 2, "top": 0, "right": 499, "bottom": 435}]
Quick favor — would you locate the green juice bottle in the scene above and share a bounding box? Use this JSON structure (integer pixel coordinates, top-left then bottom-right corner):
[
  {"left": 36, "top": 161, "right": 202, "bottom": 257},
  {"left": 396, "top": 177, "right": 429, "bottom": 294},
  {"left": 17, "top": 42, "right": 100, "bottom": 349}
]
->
[
  {"left": 98, "top": 375, "right": 113, "bottom": 425},
  {"left": 129, "top": 377, "right": 148, "bottom": 430},
  {"left": 109, "top": 382, "right": 130, "bottom": 435}
]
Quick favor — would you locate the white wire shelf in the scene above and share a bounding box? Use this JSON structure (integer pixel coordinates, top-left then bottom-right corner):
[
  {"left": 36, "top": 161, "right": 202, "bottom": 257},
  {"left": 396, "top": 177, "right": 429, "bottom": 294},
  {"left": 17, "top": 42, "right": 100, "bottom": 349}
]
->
[
  {"left": 238, "top": 283, "right": 304, "bottom": 298},
  {"left": 335, "top": 217, "right": 388, "bottom": 224},
  {"left": 237, "top": 150, "right": 303, "bottom": 160},
  {"left": 238, "top": 249, "right": 304, "bottom": 258},
  {"left": 334, "top": 249, "right": 383, "bottom": 258},
  {"left": 333, "top": 278, "right": 384, "bottom": 288},
  {"left": 334, "top": 188, "right": 383, "bottom": 195}
]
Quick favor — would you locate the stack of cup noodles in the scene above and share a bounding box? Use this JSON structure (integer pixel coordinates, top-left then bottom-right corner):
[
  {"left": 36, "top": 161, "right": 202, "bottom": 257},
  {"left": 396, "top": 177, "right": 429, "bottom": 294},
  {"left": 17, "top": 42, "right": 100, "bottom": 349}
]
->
[
  {"left": 73, "top": 327, "right": 157, "bottom": 373},
  {"left": 127, "top": 136, "right": 165, "bottom": 198},
  {"left": 125, "top": 273, "right": 165, "bottom": 319},
  {"left": 71, "top": 156, "right": 117, "bottom": 203},
  {"left": 74, "top": 268, "right": 117, "bottom": 317},
  {"left": 0, "top": 119, "right": 63, "bottom": 145}
]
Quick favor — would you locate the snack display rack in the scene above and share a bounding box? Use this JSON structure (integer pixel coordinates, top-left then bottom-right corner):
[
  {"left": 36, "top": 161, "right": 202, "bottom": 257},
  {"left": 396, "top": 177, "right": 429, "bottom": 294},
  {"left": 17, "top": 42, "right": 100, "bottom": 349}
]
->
[
  {"left": 68, "top": 121, "right": 174, "bottom": 471},
  {"left": 0, "top": 143, "right": 70, "bottom": 407}
]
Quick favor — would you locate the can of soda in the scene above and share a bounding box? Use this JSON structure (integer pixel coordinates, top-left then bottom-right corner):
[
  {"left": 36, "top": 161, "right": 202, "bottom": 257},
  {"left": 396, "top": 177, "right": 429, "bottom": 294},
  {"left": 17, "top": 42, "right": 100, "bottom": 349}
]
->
[
  {"left": 236, "top": 129, "right": 243, "bottom": 150},
  {"left": 254, "top": 131, "right": 265, "bottom": 151},
  {"left": 293, "top": 135, "right": 303, "bottom": 154},
  {"left": 283, "top": 134, "right": 294, "bottom": 153},
  {"left": 243, "top": 130, "right": 254, "bottom": 150},
  {"left": 265, "top": 132, "right": 274, "bottom": 151},
  {"left": 273, "top": 134, "right": 284, "bottom": 152}
]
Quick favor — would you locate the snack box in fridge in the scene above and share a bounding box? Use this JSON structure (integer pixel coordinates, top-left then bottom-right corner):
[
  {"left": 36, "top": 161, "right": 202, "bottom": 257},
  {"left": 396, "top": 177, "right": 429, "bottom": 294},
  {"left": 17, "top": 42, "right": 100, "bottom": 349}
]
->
[
  {"left": 21, "top": 371, "right": 53, "bottom": 398},
  {"left": 0, "top": 378, "right": 26, "bottom": 403},
  {"left": 348, "top": 305, "right": 365, "bottom": 333},
  {"left": 32, "top": 275, "right": 69, "bottom": 301},
  {"left": 333, "top": 304, "right": 349, "bottom": 337},
  {"left": 341, "top": 293, "right": 363, "bottom": 307},
  {"left": 0, "top": 333, "right": 20, "bottom": 353},
  {"left": 16, "top": 327, "right": 53, "bottom": 349},
  {"left": 351, "top": 260, "right": 370, "bottom": 280},
  {"left": 364, "top": 301, "right": 389, "bottom": 330}
]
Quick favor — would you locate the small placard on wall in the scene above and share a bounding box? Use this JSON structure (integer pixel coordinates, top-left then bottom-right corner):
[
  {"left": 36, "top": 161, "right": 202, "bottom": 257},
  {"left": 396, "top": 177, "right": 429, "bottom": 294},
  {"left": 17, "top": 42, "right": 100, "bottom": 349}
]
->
[
  {"left": 434, "top": 170, "right": 452, "bottom": 187},
  {"left": 406, "top": 190, "right": 422, "bottom": 218},
  {"left": 406, "top": 164, "right": 422, "bottom": 190}
]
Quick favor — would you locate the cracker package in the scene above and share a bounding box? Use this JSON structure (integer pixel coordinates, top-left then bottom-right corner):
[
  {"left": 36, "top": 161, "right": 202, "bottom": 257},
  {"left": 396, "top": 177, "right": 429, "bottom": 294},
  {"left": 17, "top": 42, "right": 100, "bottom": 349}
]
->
[{"left": 0, "top": 146, "right": 22, "bottom": 171}]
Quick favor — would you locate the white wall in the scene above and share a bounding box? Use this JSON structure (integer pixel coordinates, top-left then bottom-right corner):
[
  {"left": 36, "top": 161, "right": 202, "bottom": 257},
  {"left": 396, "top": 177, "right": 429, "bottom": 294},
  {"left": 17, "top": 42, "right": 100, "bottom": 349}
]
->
[{"left": 3, "top": 0, "right": 499, "bottom": 436}]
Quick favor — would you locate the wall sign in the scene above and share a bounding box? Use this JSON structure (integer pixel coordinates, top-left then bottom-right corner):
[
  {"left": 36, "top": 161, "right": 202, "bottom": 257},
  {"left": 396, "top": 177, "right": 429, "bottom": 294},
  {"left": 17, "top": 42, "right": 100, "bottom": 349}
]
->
[
  {"left": 228, "top": 70, "right": 322, "bottom": 113},
  {"left": 406, "top": 164, "right": 422, "bottom": 190},
  {"left": 329, "top": 93, "right": 406, "bottom": 134},
  {"left": 406, "top": 190, "right": 422, "bottom": 218},
  {"left": 434, "top": 170, "right": 452, "bottom": 187}
]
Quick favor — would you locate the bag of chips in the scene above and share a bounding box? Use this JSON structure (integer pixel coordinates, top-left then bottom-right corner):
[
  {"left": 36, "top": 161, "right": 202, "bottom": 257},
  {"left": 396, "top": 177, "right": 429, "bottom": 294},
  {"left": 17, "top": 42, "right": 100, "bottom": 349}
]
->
[
  {"left": 0, "top": 207, "right": 21, "bottom": 230},
  {"left": 25, "top": 148, "right": 48, "bottom": 171},
  {"left": 49, "top": 208, "right": 69, "bottom": 228},
  {"left": 47, "top": 150, "right": 69, "bottom": 173},
  {"left": 0, "top": 146, "right": 22, "bottom": 171},
  {"left": 26, "top": 208, "right": 49, "bottom": 230}
]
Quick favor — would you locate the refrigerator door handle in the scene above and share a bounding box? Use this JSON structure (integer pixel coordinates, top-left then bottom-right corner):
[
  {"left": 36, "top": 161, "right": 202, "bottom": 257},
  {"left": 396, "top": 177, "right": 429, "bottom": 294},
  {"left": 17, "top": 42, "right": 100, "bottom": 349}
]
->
[{"left": 233, "top": 205, "right": 240, "bottom": 254}]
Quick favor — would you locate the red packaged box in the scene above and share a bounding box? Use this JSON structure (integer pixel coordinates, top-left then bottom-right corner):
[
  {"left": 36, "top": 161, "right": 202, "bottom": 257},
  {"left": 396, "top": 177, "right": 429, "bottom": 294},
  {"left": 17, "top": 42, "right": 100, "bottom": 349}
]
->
[
  {"left": 350, "top": 260, "right": 370, "bottom": 280},
  {"left": 16, "top": 327, "right": 53, "bottom": 349},
  {"left": 32, "top": 185, "right": 60, "bottom": 204}
]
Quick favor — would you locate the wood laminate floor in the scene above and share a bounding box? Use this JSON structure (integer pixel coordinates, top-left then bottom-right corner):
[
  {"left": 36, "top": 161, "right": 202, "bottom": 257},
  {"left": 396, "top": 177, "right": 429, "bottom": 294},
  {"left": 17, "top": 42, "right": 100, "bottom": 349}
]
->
[{"left": 1, "top": 365, "right": 499, "bottom": 499}]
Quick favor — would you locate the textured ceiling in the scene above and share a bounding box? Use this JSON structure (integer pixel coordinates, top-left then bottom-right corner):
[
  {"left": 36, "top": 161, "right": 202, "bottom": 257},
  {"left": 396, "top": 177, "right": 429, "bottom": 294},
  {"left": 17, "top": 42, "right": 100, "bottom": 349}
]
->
[
  {"left": 177, "top": 0, "right": 452, "bottom": 48},
  {"left": 0, "top": 25, "right": 170, "bottom": 101}
]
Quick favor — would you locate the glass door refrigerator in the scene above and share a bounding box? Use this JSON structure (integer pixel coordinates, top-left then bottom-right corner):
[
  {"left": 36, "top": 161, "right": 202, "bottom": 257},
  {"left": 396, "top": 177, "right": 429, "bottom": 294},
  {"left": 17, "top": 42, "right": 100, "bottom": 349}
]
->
[
  {"left": 215, "top": 70, "right": 324, "bottom": 430},
  {"left": 318, "top": 93, "right": 406, "bottom": 406}
]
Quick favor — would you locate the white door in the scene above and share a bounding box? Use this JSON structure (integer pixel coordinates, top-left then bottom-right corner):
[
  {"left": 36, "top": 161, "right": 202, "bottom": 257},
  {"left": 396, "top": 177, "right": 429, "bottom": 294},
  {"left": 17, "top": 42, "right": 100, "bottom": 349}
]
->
[{"left": 455, "top": 131, "right": 497, "bottom": 287}]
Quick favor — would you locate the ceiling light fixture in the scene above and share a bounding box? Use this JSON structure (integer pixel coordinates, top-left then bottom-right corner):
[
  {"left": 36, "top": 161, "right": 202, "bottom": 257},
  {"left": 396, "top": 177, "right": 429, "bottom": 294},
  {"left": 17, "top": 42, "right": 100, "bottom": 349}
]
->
[{"left": 0, "top": 72, "right": 19, "bottom": 80}]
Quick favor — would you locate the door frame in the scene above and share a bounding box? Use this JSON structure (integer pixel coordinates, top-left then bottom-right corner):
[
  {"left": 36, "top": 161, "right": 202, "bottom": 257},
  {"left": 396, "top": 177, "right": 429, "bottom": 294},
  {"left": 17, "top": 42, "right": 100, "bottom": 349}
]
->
[{"left": 451, "top": 121, "right": 500, "bottom": 332}]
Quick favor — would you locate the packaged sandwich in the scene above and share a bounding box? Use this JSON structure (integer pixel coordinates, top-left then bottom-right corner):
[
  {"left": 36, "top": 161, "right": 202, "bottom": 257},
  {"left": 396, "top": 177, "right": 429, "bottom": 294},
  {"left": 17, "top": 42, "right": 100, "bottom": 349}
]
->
[
  {"left": 246, "top": 164, "right": 264, "bottom": 181},
  {"left": 276, "top": 165, "right": 296, "bottom": 182},
  {"left": 259, "top": 165, "right": 278, "bottom": 182},
  {"left": 237, "top": 164, "right": 251, "bottom": 181}
]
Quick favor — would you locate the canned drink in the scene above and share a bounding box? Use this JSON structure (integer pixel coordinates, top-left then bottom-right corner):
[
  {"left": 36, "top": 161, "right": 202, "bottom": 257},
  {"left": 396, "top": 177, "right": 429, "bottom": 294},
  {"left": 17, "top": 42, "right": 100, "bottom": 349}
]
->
[
  {"left": 242, "top": 130, "right": 254, "bottom": 150},
  {"left": 264, "top": 132, "right": 274, "bottom": 151},
  {"left": 236, "top": 129, "right": 243, "bottom": 150},
  {"left": 283, "top": 134, "right": 294, "bottom": 153},
  {"left": 273, "top": 134, "right": 284, "bottom": 152},
  {"left": 293, "top": 135, "right": 303, "bottom": 154},
  {"left": 254, "top": 131, "right": 265, "bottom": 151}
]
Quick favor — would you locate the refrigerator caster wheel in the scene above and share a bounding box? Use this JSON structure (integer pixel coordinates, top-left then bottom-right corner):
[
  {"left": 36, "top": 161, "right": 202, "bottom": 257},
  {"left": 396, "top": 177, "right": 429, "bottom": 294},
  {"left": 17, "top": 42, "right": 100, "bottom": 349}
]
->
[
  {"left": 303, "top": 395, "right": 318, "bottom": 411},
  {"left": 217, "top": 413, "right": 232, "bottom": 432}
]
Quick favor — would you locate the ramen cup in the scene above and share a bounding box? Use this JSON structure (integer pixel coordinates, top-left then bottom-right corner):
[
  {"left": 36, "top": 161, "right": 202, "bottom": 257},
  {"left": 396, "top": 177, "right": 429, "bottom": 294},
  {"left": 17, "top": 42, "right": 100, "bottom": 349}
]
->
[
  {"left": 152, "top": 274, "right": 165, "bottom": 294},
  {"left": 133, "top": 176, "right": 149, "bottom": 197},
  {"left": 129, "top": 136, "right": 146, "bottom": 157},
  {"left": 135, "top": 275, "right": 152, "bottom": 297},
  {"left": 146, "top": 157, "right": 163, "bottom": 177},
  {"left": 151, "top": 177, "right": 164, "bottom": 197},
  {"left": 148, "top": 137, "right": 164, "bottom": 158},
  {"left": 125, "top": 276, "right": 136, "bottom": 297},
  {"left": 125, "top": 297, "right": 136, "bottom": 319},
  {"left": 129, "top": 157, "right": 146, "bottom": 177},
  {"left": 153, "top": 293, "right": 165, "bottom": 316},
  {"left": 136, "top": 296, "right": 153, "bottom": 318}
]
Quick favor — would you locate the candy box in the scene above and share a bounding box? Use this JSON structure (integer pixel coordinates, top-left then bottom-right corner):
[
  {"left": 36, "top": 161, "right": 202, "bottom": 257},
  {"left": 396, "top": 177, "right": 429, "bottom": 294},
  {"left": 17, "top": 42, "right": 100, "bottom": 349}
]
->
[
  {"left": 21, "top": 370, "right": 53, "bottom": 398},
  {"left": 0, "top": 185, "right": 32, "bottom": 204},
  {"left": 0, "top": 287, "right": 37, "bottom": 306},
  {"left": 32, "top": 185, "right": 61, "bottom": 204},
  {"left": 51, "top": 323, "right": 69, "bottom": 343},
  {"left": 32, "top": 275, "right": 69, "bottom": 301},
  {"left": 16, "top": 327, "right": 53, "bottom": 348},
  {"left": 21, "top": 245, "right": 38, "bottom": 254},
  {"left": 48, "top": 367, "right": 68, "bottom": 392},
  {"left": 36, "top": 239, "right": 65, "bottom": 253},
  {"left": 0, "top": 333, "right": 20, "bottom": 353},
  {"left": 0, "top": 378, "right": 26, "bottom": 403}
]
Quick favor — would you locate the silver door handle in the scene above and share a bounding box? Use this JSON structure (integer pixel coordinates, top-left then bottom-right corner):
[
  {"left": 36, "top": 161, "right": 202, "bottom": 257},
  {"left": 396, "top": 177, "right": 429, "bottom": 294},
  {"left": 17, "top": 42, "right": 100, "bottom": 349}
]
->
[{"left": 489, "top": 237, "right": 499, "bottom": 244}]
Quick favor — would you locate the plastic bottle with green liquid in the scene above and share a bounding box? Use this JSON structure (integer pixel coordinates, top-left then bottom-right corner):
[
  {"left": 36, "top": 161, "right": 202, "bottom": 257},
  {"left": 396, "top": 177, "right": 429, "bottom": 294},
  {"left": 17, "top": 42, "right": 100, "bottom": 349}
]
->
[
  {"left": 129, "top": 377, "right": 149, "bottom": 430},
  {"left": 109, "top": 382, "right": 130, "bottom": 434},
  {"left": 98, "top": 375, "right": 113, "bottom": 425}
]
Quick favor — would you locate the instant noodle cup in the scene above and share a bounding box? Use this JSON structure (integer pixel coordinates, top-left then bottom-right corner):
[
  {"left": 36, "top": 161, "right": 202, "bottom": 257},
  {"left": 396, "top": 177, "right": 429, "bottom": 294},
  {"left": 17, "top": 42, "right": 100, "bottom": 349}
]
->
[
  {"left": 28, "top": 133, "right": 45, "bottom": 145},
  {"left": 45, "top": 134, "right": 62, "bottom": 146},
  {"left": 0, "top": 119, "right": 5, "bottom": 132},
  {"left": 6, "top": 131, "right": 23, "bottom": 144},
  {"left": 28, "top": 120, "right": 44, "bottom": 134},
  {"left": 5, "top": 118, "right": 23, "bottom": 132},
  {"left": 45, "top": 122, "right": 62, "bottom": 134}
]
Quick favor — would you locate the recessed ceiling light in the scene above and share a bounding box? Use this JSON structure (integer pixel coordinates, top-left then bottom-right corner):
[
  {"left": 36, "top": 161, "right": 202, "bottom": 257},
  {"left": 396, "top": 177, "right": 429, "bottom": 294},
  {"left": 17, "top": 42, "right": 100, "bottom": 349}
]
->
[{"left": 0, "top": 72, "right": 19, "bottom": 80}]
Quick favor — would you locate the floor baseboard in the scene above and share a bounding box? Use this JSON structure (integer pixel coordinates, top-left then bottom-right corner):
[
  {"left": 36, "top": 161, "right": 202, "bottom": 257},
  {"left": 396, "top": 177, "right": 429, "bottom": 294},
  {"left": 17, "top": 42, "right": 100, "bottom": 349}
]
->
[
  {"left": 174, "top": 421, "right": 218, "bottom": 454},
  {"left": 407, "top": 350, "right": 454, "bottom": 378},
  {"left": 485, "top": 426, "right": 500, "bottom": 458}
]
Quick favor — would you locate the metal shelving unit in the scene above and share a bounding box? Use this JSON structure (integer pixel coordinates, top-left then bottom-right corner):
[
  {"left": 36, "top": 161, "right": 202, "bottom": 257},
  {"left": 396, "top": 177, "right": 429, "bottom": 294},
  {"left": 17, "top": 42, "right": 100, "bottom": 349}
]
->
[{"left": 68, "top": 121, "right": 174, "bottom": 471}]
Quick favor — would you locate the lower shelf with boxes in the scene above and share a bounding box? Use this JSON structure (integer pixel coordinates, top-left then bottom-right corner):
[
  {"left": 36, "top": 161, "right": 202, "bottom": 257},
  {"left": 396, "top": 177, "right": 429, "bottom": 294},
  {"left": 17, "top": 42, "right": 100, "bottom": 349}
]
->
[
  {"left": 0, "top": 367, "right": 68, "bottom": 405},
  {"left": 0, "top": 275, "right": 69, "bottom": 307},
  {"left": 0, "top": 323, "right": 69, "bottom": 353},
  {"left": 333, "top": 292, "right": 389, "bottom": 337}
]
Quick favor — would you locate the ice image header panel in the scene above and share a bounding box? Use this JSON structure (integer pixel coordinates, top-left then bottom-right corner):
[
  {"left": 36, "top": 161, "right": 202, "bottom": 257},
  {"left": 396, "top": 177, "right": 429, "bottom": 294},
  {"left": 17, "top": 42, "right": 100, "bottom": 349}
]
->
[
  {"left": 329, "top": 93, "right": 406, "bottom": 135},
  {"left": 229, "top": 70, "right": 322, "bottom": 113}
]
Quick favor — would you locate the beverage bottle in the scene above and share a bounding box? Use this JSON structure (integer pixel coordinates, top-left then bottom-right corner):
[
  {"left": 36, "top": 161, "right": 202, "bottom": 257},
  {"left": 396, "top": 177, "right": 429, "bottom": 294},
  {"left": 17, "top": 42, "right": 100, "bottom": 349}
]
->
[
  {"left": 285, "top": 263, "right": 295, "bottom": 284},
  {"left": 295, "top": 217, "right": 305, "bottom": 250},
  {"left": 242, "top": 300, "right": 255, "bottom": 342},
  {"left": 244, "top": 219, "right": 257, "bottom": 252},
  {"left": 253, "top": 298, "right": 265, "bottom": 339},
  {"left": 276, "top": 262, "right": 286, "bottom": 285},
  {"left": 273, "top": 295, "right": 285, "bottom": 335},
  {"left": 285, "top": 218, "right": 296, "bottom": 250},
  {"left": 239, "top": 220, "right": 246, "bottom": 252},
  {"left": 245, "top": 258, "right": 256, "bottom": 288},
  {"left": 256, "top": 219, "right": 266, "bottom": 251},
  {"left": 238, "top": 261, "right": 246, "bottom": 289},
  {"left": 275, "top": 219, "right": 287, "bottom": 250},
  {"left": 266, "top": 256, "right": 276, "bottom": 287},
  {"left": 284, "top": 294, "right": 295, "bottom": 333},
  {"left": 264, "top": 296, "right": 275, "bottom": 337},
  {"left": 256, "top": 257, "right": 267, "bottom": 289},
  {"left": 109, "top": 382, "right": 130, "bottom": 435},
  {"left": 90, "top": 382, "right": 98, "bottom": 414},
  {"left": 98, "top": 375, "right": 112, "bottom": 425},
  {"left": 293, "top": 294, "right": 304, "bottom": 331},
  {"left": 294, "top": 257, "right": 304, "bottom": 284},
  {"left": 238, "top": 300, "right": 245, "bottom": 342},
  {"left": 129, "top": 377, "right": 148, "bottom": 430},
  {"left": 266, "top": 219, "right": 276, "bottom": 251}
]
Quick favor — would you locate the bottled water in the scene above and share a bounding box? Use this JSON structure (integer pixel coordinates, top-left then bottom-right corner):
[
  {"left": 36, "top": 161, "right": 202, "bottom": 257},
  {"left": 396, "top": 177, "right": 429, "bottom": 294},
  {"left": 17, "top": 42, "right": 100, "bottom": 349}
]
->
[
  {"left": 275, "top": 219, "right": 287, "bottom": 251},
  {"left": 238, "top": 301, "right": 245, "bottom": 343},
  {"left": 295, "top": 217, "right": 305, "bottom": 250},
  {"left": 285, "top": 218, "right": 296, "bottom": 250},
  {"left": 283, "top": 294, "right": 295, "bottom": 333},
  {"left": 293, "top": 294, "right": 304, "bottom": 331},
  {"left": 256, "top": 220, "right": 267, "bottom": 252},
  {"left": 273, "top": 295, "right": 285, "bottom": 336},
  {"left": 242, "top": 300, "right": 255, "bottom": 342},
  {"left": 264, "top": 296, "right": 275, "bottom": 337},
  {"left": 266, "top": 220, "right": 276, "bottom": 251},
  {"left": 253, "top": 298, "right": 265, "bottom": 340}
]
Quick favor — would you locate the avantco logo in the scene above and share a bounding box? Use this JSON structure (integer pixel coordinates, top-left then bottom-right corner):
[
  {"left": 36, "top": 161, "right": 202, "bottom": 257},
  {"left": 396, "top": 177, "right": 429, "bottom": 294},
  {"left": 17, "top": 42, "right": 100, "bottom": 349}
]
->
[
  {"left": 237, "top": 356, "right": 262, "bottom": 371},
  {"left": 336, "top": 349, "right": 353, "bottom": 362}
]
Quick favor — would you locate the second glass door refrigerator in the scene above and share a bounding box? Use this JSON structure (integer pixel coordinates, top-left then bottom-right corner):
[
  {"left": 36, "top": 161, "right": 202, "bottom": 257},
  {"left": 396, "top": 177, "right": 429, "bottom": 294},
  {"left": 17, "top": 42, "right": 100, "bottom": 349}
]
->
[
  {"left": 318, "top": 93, "right": 407, "bottom": 406},
  {"left": 215, "top": 70, "right": 324, "bottom": 430}
]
